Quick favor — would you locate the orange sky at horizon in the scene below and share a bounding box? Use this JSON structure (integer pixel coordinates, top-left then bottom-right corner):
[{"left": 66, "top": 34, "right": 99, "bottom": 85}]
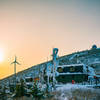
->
[{"left": 0, "top": 0, "right": 100, "bottom": 79}]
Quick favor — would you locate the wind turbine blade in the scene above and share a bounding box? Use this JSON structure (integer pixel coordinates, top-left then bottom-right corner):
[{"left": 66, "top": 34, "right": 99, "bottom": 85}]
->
[
  {"left": 15, "top": 56, "right": 17, "bottom": 62},
  {"left": 11, "top": 61, "right": 15, "bottom": 64},
  {"left": 11, "top": 56, "right": 21, "bottom": 65},
  {"left": 16, "top": 61, "right": 21, "bottom": 65}
]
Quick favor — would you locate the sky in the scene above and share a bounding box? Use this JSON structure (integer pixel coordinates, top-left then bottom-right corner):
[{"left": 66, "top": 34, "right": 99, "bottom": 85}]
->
[{"left": 0, "top": 0, "right": 100, "bottom": 79}]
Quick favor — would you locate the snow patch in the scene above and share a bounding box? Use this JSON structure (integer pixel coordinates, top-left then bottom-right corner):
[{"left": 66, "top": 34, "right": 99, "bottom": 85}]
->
[{"left": 52, "top": 84, "right": 98, "bottom": 100}]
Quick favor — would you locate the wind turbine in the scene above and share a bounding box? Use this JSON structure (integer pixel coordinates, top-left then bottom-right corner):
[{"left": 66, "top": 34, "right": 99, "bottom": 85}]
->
[{"left": 11, "top": 56, "right": 20, "bottom": 85}]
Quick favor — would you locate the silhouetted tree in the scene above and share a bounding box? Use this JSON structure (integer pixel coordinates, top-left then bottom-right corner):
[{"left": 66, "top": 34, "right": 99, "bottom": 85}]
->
[
  {"left": 15, "top": 79, "right": 25, "bottom": 100},
  {"left": 0, "top": 86, "right": 7, "bottom": 100},
  {"left": 31, "top": 82, "right": 44, "bottom": 100}
]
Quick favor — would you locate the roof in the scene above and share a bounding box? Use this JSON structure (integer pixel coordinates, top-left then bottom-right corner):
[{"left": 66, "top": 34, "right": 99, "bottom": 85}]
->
[
  {"left": 58, "top": 64, "right": 85, "bottom": 68},
  {"left": 89, "top": 61, "right": 100, "bottom": 65}
]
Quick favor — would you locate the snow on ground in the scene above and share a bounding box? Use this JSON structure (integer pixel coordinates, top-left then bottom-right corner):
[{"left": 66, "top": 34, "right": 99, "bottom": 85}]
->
[{"left": 49, "top": 84, "right": 100, "bottom": 100}]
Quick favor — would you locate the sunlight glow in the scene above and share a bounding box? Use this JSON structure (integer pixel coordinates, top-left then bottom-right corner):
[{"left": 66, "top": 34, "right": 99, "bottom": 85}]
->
[{"left": 0, "top": 49, "right": 4, "bottom": 62}]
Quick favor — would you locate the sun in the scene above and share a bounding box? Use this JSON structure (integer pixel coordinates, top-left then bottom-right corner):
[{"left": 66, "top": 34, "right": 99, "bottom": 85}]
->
[{"left": 0, "top": 49, "right": 4, "bottom": 62}]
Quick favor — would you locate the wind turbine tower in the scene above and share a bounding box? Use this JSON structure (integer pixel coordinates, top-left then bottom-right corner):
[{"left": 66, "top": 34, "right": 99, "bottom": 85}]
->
[{"left": 11, "top": 56, "right": 20, "bottom": 85}]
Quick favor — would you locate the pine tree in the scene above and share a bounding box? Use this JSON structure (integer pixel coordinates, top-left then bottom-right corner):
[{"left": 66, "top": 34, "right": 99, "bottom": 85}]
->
[
  {"left": 15, "top": 79, "right": 25, "bottom": 100},
  {"left": 31, "top": 82, "right": 44, "bottom": 100},
  {"left": 0, "top": 86, "right": 7, "bottom": 100}
]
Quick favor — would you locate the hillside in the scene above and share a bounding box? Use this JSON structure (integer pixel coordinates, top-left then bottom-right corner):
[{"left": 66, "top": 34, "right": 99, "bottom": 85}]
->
[
  {"left": 59, "top": 48, "right": 100, "bottom": 65},
  {"left": 1, "top": 47, "right": 100, "bottom": 84}
]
